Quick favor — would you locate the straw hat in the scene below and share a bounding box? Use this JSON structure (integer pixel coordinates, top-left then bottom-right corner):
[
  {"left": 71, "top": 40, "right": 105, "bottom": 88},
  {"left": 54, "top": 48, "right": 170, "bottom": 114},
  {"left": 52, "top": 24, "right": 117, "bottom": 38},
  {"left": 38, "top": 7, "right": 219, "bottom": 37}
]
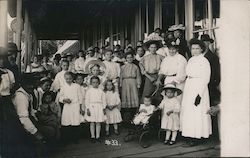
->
[
  {"left": 162, "top": 83, "right": 182, "bottom": 96},
  {"left": 84, "top": 60, "right": 106, "bottom": 74},
  {"left": 168, "top": 24, "right": 185, "bottom": 32}
]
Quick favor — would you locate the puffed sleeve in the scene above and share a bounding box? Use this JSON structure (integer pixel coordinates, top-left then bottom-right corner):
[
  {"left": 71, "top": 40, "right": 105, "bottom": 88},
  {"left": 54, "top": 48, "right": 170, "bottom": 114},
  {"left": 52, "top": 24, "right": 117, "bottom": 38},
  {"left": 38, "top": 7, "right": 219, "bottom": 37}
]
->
[
  {"left": 198, "top": 58, "right": 211, "bottom": 96},
  {"left": 51, "top": 74, "right": 60, "bottom": 92},
  {"left": 13, "top": 92, "right": 38, "bottom": 134},
  {"left": 173, "top": 55, "right": 187, "bottom": 84}
]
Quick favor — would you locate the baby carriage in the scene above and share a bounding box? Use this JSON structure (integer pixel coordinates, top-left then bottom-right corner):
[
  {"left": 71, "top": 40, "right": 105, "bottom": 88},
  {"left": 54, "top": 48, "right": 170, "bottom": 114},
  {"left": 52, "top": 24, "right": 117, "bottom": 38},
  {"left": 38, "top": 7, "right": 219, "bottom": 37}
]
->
[{"left": 123, "top": 109, "right": 161, "bottom": 148}]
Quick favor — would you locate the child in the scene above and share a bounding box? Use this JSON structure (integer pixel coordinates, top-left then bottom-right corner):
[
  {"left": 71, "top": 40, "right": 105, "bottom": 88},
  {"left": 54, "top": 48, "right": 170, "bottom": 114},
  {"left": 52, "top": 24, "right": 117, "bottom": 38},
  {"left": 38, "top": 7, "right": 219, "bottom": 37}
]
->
[
  {"left": 37, "top": 91, "right": 60, "bottom": 140},
  {"left": 75, "top": 73, "right": 87, "bottom": 121},
  {"left": 103, "top": 50, "right": 120, "bottom": 92},
  {"left": 104, "top": 80, "right": 122, "bottom": 136},
  {"left": 35, "top": 77, "right": 52, "bottom": 110},
  {"left": 84, "top": 64, "right": 106, "bottom": 89},
  {"left": 59, "top": 72, "right": 83, "bottom": 144},
  {"left": 85, "top": 76, "right": 106, "bottom": 143},
  {"left": 157, "top": 83, "right": 182, "bottom": 145},
  {"left": 120, "top": 52, "right": 141, "bottom": 122},
  {"left": 51, "top": 60, "right": 69, "bottom": 93},
  {"left": 133, "top": 96, "right": 155, "bottom": 125}
]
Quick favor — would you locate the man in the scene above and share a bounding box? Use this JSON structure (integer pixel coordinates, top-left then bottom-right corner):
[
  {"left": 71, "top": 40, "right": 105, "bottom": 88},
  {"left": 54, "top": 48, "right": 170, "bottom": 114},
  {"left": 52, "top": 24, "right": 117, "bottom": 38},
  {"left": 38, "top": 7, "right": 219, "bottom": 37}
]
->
[
  {"left": 13, "top": 73, "right": 47, "bottom": 157},
  {"left": 201, "top": 34, "right": 221, "bottom": 107},
  {"left": 7, "top": 42, "right": 20, "bottom": 90}
]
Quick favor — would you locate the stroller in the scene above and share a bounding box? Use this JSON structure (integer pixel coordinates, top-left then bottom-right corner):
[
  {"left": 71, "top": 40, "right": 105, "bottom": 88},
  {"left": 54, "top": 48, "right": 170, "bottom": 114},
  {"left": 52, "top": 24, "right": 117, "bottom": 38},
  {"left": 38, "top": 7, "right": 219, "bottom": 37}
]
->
[{"left": 123, "top": 109, "right": 162, "bottom": 148}]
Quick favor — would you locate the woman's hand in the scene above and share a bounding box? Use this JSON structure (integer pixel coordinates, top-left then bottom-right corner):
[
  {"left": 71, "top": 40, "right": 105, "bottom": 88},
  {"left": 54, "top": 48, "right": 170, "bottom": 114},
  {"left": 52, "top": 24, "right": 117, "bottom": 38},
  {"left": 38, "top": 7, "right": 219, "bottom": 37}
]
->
[
  {"left": 194, "top": 95, "right": 201, "bottom": 106},
  {"left": 63, "top": 98, "right": 71, "bottom": 104},
  {"left": 166, "top": 110, "right": 173, "bottom": 116},
  {"left": 87, "top": 109, "right": 91, "bottom": 116}
]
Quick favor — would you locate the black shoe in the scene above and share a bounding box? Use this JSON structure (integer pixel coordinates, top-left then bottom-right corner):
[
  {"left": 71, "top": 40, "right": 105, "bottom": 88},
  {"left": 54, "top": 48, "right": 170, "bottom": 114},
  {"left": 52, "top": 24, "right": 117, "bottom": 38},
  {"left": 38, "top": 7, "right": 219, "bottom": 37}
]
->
[
  {"left": 96, "top": 138, "right": 102, "bottom": 143},
  {"left": 90, "top": 138, "right": 95, "bottom": 143},
  {"left": 169, "top": 141, "right": 176, "bottom": 145},
  {"left": 164, "top": 140, "right": 169, "bottom": 145}
]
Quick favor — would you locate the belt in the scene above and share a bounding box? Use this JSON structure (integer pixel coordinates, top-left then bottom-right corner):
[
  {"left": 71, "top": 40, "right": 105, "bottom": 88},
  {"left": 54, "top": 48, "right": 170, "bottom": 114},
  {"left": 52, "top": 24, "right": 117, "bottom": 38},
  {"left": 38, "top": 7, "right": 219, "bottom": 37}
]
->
[{"left": 166, "top": 74, "right": 177, "bottom": 77}]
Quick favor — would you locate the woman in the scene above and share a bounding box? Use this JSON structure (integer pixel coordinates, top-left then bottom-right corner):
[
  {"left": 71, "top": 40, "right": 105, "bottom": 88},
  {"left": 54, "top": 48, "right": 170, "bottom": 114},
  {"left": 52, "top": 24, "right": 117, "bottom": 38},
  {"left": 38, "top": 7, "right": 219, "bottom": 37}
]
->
[
  {"left": 181, "top": 39, "right": 212, "bottom": 147},
  {"left": 156, "top": 44, "right": 187, "bottom": 102},
  {"left": 26, "top": 55, "right": 45, "bottom": 72},
  {"left": 140, "top": 40, "right": 164, "bottom": 105}
]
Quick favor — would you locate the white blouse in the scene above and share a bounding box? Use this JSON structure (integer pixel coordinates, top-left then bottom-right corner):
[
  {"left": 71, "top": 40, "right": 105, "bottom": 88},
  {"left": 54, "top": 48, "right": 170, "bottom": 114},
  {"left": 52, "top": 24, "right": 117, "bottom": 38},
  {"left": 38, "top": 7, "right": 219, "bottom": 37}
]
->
[{"left": 0, "top": 68, "right": 15, "bottom": 96}]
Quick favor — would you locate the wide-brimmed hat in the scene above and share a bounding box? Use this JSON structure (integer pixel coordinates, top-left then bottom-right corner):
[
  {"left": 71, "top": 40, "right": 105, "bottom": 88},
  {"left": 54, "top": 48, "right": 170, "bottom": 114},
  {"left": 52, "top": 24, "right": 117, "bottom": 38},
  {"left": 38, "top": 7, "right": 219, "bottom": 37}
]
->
[
  {"left": 162, "top": 83, "right": 182, "bottom": 96},
  {"left": 168, "top": 24, "right": 185, "bottom": 32},
  {"left": 201, "top": 34, "right": 214, "bottom": 43},
  {"left": 84, "top": 60, "right": 106, "bottom": 74},
  {"left": 143, "top": 40, "right": 163, "bottom": 50}
]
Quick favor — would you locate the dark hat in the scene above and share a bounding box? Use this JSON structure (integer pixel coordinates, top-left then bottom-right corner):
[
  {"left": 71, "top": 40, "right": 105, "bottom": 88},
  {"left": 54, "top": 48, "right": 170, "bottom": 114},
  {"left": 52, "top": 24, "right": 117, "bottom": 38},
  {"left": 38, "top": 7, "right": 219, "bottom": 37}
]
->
[
  {"left": 143, "top": 40, "right": 163, "bottom": 50},
  {"left": 162, "top": 83, "right": 182, "bottom": 96},
  {"left": 201, "top": 34, "right": 214, "bottom": 43},
  {"left": 167, "top": 43, "right": 180, "bottom": 50},
  {"left": 8, "top": 42, "right": 20, "bottom": 55},
  {"left": 20, "top": 72, "right": 40, "bottom": 85}
]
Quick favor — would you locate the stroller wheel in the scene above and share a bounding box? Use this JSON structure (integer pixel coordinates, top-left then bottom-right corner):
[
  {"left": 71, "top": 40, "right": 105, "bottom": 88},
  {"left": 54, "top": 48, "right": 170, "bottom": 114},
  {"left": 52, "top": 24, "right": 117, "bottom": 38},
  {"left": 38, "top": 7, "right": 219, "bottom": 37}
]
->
[
  {"left": 158, "top": 129, "right": 165, "bottom": 142},
  {"left": 124, "top": 134, "right": 134, "bottom": 142},
  {"left": 139, "top": 131, "right": 152, "bottom": 148}
]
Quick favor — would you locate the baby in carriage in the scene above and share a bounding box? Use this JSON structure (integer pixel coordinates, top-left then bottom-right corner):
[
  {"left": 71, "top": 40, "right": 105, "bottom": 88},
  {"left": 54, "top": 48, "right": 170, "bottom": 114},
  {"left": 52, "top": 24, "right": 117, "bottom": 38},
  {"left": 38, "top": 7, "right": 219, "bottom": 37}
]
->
[{"left": 133, "top": 96, "right": 155, "bottom": 126}]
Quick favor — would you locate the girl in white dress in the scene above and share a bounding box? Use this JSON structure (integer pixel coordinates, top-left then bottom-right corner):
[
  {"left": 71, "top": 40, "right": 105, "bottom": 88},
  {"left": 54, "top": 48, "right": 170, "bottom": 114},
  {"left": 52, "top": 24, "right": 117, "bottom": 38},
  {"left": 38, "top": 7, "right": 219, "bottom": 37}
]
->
[
  {"left": 133, "top": 96, "right": 155, "bottom": 125},
  {"left": 104, "top": 80, "right": 122, "bottom": 136},
  {"left": 157, "top": 84, "right": 182, "bottom": 145},
  {"left": 59, "top": 72, "right": 83, "bottom": 144},
  {"left": 84, "top": 64, "right": 106, "bottom": 89},
  {"left": 85, "top": 76, "right": 106, "bottom": 143}
]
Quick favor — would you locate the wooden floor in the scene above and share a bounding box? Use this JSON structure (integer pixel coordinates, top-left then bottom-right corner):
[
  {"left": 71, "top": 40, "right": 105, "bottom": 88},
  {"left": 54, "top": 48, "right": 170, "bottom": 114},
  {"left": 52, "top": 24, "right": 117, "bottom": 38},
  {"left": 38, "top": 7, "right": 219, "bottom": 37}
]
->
[{"left": 49, "top": 125, "right": 220, "bottom": 158}]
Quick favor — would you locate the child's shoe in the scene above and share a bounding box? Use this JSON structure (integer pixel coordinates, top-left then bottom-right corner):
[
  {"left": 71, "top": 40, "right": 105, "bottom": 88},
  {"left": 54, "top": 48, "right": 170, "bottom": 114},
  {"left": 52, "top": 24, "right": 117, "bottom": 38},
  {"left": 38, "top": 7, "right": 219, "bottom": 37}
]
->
[
  {"left": 106, "top": 131, "right": 110, "bottom": 137},
  {"left": 114, "top": 129, "right": 119, "bottom": 135},
  {"left": 168, "top": 140, "right": 176, "bottom": 145},
  {"left": 164, "top": 140, "right": 169, "bottom": 145},
  {"left": 90, "top": 138, "right": 95, "bottom": 143}
]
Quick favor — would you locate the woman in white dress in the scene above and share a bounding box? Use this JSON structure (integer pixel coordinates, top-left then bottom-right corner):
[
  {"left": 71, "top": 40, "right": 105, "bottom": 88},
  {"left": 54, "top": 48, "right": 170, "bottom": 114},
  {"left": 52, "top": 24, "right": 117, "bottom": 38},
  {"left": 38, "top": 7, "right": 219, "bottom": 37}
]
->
[
  {"left": 156, "top": 44, "right": 187, "bottom": 102},
  {"left": 181, "top": 39, "right": 212, "bottom": 147}
]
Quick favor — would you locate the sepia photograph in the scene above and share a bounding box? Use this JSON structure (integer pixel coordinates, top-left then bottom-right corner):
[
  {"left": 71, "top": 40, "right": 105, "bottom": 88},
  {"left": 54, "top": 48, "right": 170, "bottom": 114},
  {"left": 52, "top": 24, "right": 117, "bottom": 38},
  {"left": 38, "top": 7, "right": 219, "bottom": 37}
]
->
[{"left": 0, "top": 0, "right": 249, "bottom": 157}]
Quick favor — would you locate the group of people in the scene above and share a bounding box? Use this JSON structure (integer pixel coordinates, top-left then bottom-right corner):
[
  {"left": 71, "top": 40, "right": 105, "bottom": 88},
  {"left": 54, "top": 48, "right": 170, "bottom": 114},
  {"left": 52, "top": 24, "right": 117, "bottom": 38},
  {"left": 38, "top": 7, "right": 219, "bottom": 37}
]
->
[{"left": 0, "top": 24, "right": 221, "bottom": 157}]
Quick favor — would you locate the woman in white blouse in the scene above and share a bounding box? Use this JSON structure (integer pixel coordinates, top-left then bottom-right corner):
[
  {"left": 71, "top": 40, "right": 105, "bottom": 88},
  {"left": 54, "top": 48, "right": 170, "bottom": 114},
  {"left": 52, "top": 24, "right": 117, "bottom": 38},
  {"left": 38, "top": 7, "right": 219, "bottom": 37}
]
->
[
  {"left": 181, "top": 39, "right": 212, "bottom": 147},
  {"left": 156, "top": 44, "right": 187, "bottom": 102}
]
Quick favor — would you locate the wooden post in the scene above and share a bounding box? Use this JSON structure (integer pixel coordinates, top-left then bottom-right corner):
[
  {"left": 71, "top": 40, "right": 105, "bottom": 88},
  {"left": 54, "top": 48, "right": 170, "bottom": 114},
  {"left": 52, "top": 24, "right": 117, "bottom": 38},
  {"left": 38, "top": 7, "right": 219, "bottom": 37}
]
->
[
  {"left": 175, "top": 0, "right": 179, "bottom": 25},
  {"left": 138, "top": 0, "right": 142, "bottom": 41},
  {"left": 207, "top": 0, "right": 213, "bottom": 36},
  {"left": 27, "top": 23, "right": 32, "bottom": 70},
  {"left": 154, "top": 0, "right": 162, "bottom": 29},
  {"left": 24, "top": 10, "right": 29, "bottom": 71},
  {"left": 16, "top": 0, "right": 23, "bottom": 72},
  {"left": 0, "top": 0, "right": 8, "bottom": 47},
  {"left": 109, "top": 17, "right": 114, "bottom": 50},
  {"left": 146, "top": 0, "right": 149, "bottom": 35},
  {"left": 185, "top": 0, "right": 194, "bottom": 41}
]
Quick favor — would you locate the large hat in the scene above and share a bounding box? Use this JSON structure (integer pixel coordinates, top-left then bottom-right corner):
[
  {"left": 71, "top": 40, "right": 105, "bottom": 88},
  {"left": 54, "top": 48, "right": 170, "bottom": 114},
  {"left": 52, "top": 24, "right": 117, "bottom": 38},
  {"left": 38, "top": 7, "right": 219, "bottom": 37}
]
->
[
  {"left": 162, "top": 83, "right": 182, "bottom": 96},
  {"left": 84, "top": 60, "right": 106, "bottom": 74},
  {"left": 168, "top": 24, "right": 185, "bottom": 32},
  {"left": 201, "top": 34, "right": 214, "bottom": 43},
  {"left": 143, "top": 40, "right": 163, "bottom": 50}
]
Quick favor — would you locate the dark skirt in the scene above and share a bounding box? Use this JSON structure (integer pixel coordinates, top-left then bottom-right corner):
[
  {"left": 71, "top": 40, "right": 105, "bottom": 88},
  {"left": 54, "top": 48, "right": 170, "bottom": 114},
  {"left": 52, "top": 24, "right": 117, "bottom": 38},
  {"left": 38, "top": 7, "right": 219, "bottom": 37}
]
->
[{"left": 0, "top": 96, "right": 37, "bottom": 158}]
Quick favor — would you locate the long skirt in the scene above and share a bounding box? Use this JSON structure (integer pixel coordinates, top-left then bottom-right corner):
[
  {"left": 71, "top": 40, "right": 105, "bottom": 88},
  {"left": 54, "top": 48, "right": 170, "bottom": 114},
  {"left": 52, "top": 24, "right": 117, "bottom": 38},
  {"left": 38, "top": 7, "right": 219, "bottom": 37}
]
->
[
  {"left": 141, "top": 74, "right": 162, "bottom": 106},
  {"left": 121, "top": 78, "right": 139, "bottom": 108},
  {"left": 0, "top": 96, "right": 37, "bottom": 158},
  {"left": 181, "top": 78, "right": 212, "bottom": 139}
]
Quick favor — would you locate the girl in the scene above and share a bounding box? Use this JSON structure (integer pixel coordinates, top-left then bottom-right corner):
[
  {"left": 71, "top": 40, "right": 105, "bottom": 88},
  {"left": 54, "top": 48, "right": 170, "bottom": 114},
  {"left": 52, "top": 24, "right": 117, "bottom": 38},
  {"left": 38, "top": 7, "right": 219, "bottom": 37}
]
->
[
  {"left": 84, "top": 64, "right": 106, "bottom": 89},
  {"left": 133, "top": 96, "right": 155, "bottom": 125},
  {"left": 37, "top": 91, "right": 60, "bottom": 140},
  {"left": 59, "top": 72, "right": 83, "bottom": 144},
  {"left": 26, "top": 55, "right": 45, "bottom": 72},
  {"left": 157, "top": 83, "right": 182, "bottom": 145},
  {"left": 85, "top": 76, "right": 106, "bottom": 143},
  {"left": 75, "top": 73, "right": 87, "bottom": 121},
  {"left": 120, "top": 52, "right": 141, "bottom": 123},
  {"left": 103, "top": 50, "right": 120, "bottom": 92},
  {"left": 104, "top": 80, "right": 122, "bottom": 136}
]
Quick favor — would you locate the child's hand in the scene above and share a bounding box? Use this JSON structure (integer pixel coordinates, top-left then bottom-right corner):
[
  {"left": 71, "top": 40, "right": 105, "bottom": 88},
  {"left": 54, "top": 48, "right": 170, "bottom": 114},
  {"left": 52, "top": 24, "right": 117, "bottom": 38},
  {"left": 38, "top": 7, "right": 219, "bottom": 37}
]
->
[
  {"left": 140, "top": 109, "right": 147, "bottom": 113},
  {"left": 166, "top": 110, "right": 173, "bottom": 116},
  {"left": 87, "top": 109, "right": 91, "bottom": 116},
  {"left": 108, "top": 105, "right": 113, "bottom": 110},
  {"left": 83, "top": 83, "right": 88, "bottom": 87},
  {"left": 80, "top": 109, "right": 85, "bottom": 116}
]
